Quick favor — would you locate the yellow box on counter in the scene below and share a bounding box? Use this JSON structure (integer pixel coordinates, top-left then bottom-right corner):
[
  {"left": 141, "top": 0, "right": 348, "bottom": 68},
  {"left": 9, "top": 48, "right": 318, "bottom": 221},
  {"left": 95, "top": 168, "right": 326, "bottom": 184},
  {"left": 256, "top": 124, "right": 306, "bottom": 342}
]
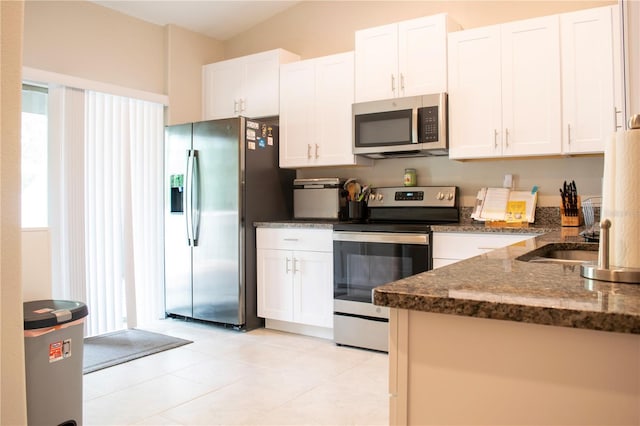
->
[{"left": 485, "top": 220, "right": 529, "bottom": 228}]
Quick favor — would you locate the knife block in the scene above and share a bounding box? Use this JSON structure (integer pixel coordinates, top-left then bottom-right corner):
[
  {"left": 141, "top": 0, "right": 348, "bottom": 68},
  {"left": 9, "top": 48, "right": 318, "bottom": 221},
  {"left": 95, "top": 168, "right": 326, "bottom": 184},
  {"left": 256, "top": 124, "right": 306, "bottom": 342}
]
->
[{"left": 560, "top": 195, "right": 583, "bottom": 227}]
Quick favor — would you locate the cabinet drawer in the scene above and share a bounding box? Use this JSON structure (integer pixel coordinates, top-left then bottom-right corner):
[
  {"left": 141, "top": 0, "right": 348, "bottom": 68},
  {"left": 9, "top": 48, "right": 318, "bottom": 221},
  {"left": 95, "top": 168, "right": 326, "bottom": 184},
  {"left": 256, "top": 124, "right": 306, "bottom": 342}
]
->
[
  {"left": 256, "top": 227, "right": 333, "bottom": 252},
  {"left": 433, "top": 232, "right": 535, "bottom": 260}
]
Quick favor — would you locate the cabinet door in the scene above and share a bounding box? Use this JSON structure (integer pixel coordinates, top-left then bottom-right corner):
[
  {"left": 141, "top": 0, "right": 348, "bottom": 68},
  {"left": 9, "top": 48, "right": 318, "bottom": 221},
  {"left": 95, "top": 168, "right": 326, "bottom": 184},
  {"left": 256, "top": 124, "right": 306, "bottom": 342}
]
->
[
  {"left": 432, "top": 232, "right": 536, "bottom": 267},
  {"left": 257, "top": 248, "right": 293, "bottom": 322},
  {"left": 203, "top": 60, "right": 244, "bottom": 120},
  {"left": 448, "top": 25, "right": 503, "bottom": 159},
  {"left": 242, "top": 51, "right": 282, "bottom": 118},
  {"left": 398, "top": 14, "right": 448, "bottom": 96},
  {"left": 501, "top": 15, "right": 561, "bottom": 156},
  {"left": 279, "top": 60, "right": 316, "bottom": 168},
  {"left": 561, "top": 6, "right": 615, "bottom": 154},
  {"left": 355, "top": 23, "right": 399, "bottom": 102},
  {"left": 314, "top": 52, "right": 357, "bottom": 166},
  {"left": 294, "top": 250, "right": 333, "bottom": 328}
]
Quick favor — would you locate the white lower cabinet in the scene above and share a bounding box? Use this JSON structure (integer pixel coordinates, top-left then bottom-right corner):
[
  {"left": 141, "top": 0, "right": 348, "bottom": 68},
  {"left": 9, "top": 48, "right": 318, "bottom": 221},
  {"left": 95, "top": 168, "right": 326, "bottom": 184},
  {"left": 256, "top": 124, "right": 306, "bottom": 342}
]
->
[
  {"left": 432, "top": 232, "right": 536, "bottom": 269},
  {"left": 256, "top": 227, "right": 333, "bottom": 337}
]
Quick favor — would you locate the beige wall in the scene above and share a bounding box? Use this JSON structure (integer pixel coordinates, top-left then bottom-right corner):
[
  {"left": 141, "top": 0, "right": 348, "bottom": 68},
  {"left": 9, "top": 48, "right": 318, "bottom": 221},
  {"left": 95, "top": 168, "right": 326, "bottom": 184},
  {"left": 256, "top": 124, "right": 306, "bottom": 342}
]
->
[
  {"left": 225, "top": 0, "right": 615, "bottom": 59},
  {"left": 1, "top": 0, "right": 28, "bottom": 424},
  {"left": 24, "top": 0, "right": 166, "bottom": 94},
  {"left": 166, "top": 24, "right": 224, "bottom": 125},
  {"left": 23, "top": 1, "right": 223, "bottom": 123}
]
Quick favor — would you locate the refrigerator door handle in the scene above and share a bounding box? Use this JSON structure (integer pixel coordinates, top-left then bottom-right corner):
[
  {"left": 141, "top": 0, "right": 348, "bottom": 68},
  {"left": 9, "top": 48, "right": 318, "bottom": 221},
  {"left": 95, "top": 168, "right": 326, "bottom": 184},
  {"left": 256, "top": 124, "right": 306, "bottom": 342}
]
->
[
  {"left": 191, "top": 150, "right": 201, "bottom": 246},
  {"left": 185, "top": 149, "right": 194, "bottom": 246}
]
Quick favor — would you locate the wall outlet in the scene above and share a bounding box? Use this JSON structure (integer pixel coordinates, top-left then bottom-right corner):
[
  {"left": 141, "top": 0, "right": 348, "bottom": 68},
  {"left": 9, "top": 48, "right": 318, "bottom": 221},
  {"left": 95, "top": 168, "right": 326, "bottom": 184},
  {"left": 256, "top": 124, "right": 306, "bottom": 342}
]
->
[{"left": 503, "top": 174, "right": 513, "bottom": 189}]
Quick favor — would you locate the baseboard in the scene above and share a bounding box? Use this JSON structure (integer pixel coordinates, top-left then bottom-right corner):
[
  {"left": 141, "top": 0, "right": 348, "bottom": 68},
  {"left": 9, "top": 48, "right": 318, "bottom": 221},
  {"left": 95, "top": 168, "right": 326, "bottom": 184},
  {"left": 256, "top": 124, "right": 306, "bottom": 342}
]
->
[{"left": 265, "top": 319, "right": 334, "bottom": 340}]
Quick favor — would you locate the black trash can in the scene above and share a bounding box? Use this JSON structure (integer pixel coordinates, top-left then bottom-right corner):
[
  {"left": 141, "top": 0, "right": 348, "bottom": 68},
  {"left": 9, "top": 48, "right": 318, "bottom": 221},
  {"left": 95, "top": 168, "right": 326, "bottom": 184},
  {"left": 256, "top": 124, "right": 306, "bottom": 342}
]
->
[{"left": 23, "top": 300, "right": 88, "bottom": 426}]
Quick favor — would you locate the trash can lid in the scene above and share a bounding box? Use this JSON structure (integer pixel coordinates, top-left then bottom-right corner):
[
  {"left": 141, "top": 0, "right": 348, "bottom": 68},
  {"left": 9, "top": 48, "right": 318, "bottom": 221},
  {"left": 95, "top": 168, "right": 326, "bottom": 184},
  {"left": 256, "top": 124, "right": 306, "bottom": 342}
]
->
[{"left": 23, "top": 300, "right": 88, "bottom": 330}]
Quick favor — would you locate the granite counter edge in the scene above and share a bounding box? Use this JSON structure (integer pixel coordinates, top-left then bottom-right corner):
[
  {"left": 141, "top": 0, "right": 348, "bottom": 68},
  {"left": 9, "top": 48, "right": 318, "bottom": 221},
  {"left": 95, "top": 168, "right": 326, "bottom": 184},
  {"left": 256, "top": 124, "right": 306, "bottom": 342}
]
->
[{"left": 373, "top": 290, "right": 640, "bottom": 334}]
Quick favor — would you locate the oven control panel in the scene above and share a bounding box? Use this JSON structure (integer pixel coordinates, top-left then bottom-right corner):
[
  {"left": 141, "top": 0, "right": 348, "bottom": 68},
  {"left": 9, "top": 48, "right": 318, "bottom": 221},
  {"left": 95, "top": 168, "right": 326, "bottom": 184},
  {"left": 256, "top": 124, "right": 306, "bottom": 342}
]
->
[{"left": 368, "top": 186, "right": 457, "bottom": 208}]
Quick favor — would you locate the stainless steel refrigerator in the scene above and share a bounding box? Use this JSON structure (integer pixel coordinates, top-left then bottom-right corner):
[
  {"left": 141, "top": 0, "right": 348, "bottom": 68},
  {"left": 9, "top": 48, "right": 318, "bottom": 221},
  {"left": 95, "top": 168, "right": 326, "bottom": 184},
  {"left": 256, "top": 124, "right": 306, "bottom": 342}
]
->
[{"left": 164, "top": 117, "right": 294, "bottom": 330}]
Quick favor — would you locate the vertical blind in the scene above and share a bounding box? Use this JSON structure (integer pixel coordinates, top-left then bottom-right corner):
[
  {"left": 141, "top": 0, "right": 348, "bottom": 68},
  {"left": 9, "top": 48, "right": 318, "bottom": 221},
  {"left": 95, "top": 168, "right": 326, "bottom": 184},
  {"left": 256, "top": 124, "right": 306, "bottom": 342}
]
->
[
  {"left": 50, "top": 88, "right": 164, "bottom": 337},
  {"left": 84, "top": 92, "right": 164, "bottom": 336}
]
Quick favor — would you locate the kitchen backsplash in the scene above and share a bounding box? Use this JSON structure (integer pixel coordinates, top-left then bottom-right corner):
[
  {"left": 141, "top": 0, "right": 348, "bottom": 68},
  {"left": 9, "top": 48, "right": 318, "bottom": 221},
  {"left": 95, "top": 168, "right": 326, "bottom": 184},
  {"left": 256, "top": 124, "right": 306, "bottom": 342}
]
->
[{"left": 296, "top": 155, "right": 604, "bottom": 208}]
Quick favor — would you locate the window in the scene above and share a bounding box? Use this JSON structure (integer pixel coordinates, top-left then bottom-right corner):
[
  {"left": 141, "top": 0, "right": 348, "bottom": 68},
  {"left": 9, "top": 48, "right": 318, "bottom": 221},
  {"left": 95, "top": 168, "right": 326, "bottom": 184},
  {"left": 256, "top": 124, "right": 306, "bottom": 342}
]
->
[{"left": 21, "top": 84, "right": 48, "bottom": 228}]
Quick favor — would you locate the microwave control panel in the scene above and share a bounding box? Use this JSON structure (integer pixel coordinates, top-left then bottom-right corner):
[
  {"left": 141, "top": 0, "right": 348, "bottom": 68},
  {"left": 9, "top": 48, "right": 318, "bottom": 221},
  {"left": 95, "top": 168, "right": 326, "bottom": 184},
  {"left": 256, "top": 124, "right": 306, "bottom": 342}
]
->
[{"left": 418, "top": 106, "right": 439, "bottom": 143}]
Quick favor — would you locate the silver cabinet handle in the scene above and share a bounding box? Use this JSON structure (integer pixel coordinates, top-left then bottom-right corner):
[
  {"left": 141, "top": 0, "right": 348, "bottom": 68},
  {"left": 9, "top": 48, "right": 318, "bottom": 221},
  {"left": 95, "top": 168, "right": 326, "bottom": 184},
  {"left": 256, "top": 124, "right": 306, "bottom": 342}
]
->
[
  {"left": 315, "top": 144, "right": 319, "bottom": 159},
  {"left": 494, "top": 129, "right": 498, "bottom": 149},
  {"left": 505, "top": 128, "right": 510, "bottom": 147},
  {"left": 240, "top": 98, "right": 246, "bottom": 113},
  {"left": 283, "top": 238, "right": 298, "bottom": 241},
  {"left": 307, "top": 144, "right": 312, "bottom": 159},
  {"left": 292, "top": 258, "right": 299, "bottom": 274},
  {"left": 286, "top": 257, "right": 291, "bottom": 273},
  {"left": 400, "top": 73, "right": 405, "bottom": 92},
  {"left": 233, "top": 100, "right": 239, "bottom": 114},
  {"left": 391, "top": 74, "right": 395, "bottom": 93},
  {"left": 567, "top": 124, "right": 571, "bottom": 145},
  {"left": 614, "top": 107, "right": 623, "bottom": 129}
]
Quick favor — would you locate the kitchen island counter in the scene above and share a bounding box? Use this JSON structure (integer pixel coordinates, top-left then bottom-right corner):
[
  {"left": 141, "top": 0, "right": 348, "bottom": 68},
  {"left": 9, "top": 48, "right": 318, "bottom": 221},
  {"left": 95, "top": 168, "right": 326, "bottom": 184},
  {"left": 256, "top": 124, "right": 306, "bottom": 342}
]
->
[
  {"left": 378, "top": 230, "right": 640, "bottom": 426},
  {"left": 374, "top": 229, "right": 640, "bottom": 334}
]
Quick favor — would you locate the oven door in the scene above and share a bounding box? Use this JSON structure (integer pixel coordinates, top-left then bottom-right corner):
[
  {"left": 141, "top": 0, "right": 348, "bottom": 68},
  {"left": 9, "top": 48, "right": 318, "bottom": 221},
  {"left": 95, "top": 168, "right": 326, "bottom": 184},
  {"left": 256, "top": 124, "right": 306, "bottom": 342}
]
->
[
  {"left": 332, "top": 231, "right": 431, "bottom": 307},
  {"left": 332, "top": 231, "right": 431, "bottom": 351}
]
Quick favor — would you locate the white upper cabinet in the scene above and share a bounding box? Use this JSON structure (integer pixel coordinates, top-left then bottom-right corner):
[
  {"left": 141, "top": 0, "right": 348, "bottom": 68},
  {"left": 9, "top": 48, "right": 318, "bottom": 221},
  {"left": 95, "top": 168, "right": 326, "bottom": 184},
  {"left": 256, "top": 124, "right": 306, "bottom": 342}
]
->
[
  {"left": 202, "top": 49, "right": 299, "bottom": 120},
  {"left": 448, "top": 25, "right": 503, "bottom": 158},
  {"left": 449, "top": 6, "right": 622, "bottom": 159},
  {"left": 279, "top": 52, "right": 372, "bottom": 168},
  {"left": 450, "top": 16, "right": 562, "bottom": 159},
  {"left": 355, "top": 14, "right": 460, "bottom": 102},
  {"left": 561, "top": 6, "right": 620, "bottom": 154},
  {"left": 501, "top": 15, "right": 562, "bottom": 157}
]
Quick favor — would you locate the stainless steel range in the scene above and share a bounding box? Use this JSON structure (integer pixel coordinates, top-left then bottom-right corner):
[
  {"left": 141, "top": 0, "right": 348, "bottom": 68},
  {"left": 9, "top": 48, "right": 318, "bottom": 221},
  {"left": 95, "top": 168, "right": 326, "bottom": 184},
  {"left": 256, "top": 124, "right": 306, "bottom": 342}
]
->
[{"left": 332, "top": 186, "right": 459, "bottom": 352}]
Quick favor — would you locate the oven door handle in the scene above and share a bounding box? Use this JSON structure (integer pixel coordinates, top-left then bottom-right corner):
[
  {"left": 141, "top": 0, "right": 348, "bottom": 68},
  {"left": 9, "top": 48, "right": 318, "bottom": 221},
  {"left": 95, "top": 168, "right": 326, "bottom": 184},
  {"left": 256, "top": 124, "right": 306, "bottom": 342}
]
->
[{"left": 332, "top": 231, "right": 429, "bottom": 245}]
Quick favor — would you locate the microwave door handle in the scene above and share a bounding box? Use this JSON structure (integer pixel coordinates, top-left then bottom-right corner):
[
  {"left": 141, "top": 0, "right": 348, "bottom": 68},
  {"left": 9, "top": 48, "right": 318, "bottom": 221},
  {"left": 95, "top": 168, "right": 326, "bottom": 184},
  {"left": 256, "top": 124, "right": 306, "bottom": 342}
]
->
[{"left": 412, "top": 107, "right": 418, "bottom": 144}]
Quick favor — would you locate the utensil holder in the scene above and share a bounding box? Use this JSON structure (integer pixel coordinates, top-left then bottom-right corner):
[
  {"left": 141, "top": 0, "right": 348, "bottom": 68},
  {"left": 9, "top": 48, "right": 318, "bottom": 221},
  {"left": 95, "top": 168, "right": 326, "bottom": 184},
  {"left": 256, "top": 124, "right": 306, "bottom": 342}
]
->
[
  {"left": 560, "top": 195, "right": 583, "bottom": 227},
  {"left": 348, "top": 201, "right": 367, "bottom": 221}
]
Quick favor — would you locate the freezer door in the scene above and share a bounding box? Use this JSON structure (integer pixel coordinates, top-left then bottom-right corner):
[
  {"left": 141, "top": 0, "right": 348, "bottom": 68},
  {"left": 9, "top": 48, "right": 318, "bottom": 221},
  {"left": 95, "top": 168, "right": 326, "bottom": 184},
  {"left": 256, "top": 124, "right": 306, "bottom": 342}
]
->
[
  {"left": 165, "top": 123, "right": 193, "bottom": 318},
  {"left": 192, "top": 119, "right": 242, "bottom": 324}
]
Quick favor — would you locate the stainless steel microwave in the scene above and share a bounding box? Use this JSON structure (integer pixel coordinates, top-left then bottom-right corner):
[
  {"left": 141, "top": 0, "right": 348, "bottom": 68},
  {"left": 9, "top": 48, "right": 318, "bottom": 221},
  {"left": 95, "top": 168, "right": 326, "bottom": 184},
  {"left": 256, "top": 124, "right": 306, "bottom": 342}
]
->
[{"left": 352, "top": 93, "right": 448, "bottom": 158}]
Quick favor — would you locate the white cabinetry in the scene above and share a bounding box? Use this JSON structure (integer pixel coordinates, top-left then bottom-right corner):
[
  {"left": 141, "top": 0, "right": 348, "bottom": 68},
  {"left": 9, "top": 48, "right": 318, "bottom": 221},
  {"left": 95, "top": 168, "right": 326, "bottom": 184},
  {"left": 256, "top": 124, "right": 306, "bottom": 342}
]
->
[
  {"left": 448, "top": 15, "right": 561, "bottom": 159},
  {"left": 279, "top": 52, "right": 371, "bottom": 168},
  {"left": 449, "top": 6, "right": 622, "bottom": 159},
  {"left": 561, "top": 6, "right": 621, "bottom": 154},
  {"left": 432, "top": 232, "right": 535, "bottom": 269},
  {"left": 355, "top": 14, "right": 460, "bottom": 102},
  {"left": 202, "top": 49, "right": 299, "bottom": 120},
  {"left": 256, "top": 227, "right": 333, "bottom": 338}
]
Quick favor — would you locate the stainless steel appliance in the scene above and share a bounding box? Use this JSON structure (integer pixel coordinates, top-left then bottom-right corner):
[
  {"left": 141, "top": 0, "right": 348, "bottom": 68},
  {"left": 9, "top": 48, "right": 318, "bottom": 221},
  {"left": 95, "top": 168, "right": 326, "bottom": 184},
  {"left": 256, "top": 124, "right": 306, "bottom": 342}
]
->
[
  {"left": 352, "top": 93, "right": 448, "bottom": 158},
  {"left": 333, "top": 186, "right": 458, "bottom": 351},
  {"left": 164, "top": 117, "right": 295, "bottom": 330},
  {"left": 293, "top": 178, "right": 347, "bottom": 220}
]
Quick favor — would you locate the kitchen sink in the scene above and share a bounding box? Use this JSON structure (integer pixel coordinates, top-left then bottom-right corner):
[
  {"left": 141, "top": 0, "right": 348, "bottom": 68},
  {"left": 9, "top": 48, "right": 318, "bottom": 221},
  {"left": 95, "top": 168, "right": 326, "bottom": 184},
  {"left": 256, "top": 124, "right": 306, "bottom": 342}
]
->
[{"left": 516, "top": 243, "right": 599, "bottom": 265}]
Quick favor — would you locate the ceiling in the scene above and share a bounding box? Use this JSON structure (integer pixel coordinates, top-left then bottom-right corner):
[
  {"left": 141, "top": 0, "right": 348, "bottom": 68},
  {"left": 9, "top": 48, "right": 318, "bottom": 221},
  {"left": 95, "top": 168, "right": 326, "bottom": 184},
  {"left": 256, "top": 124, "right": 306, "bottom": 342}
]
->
[{"left": 91, "top": 1, "right": 301, "bottom": 40}]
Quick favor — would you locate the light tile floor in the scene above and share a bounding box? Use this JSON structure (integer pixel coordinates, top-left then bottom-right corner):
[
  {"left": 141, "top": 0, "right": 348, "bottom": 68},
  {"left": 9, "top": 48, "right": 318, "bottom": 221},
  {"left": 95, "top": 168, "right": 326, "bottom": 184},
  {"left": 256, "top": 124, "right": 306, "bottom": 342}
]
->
[{"left": 83, "top": 318, "right": 389, "bottom": 425}]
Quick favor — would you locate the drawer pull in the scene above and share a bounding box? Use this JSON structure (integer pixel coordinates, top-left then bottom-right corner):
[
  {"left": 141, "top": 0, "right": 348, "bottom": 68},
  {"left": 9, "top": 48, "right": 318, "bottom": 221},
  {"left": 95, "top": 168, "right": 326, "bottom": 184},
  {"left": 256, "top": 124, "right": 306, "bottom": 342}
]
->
[{"left": 283, "top": 238, "right": 299, "bottom": 242}]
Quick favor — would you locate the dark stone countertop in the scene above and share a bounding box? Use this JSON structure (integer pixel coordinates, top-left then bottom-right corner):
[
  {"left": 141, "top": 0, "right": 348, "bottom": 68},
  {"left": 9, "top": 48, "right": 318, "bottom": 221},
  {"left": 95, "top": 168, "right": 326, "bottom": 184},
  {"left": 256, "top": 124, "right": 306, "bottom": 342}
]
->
[
  {"left": 373, "top": 230, "right": 640, "bottom": 334},
  {"left": 254, "top": 220, "right": 338, "bottom": 229}
]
